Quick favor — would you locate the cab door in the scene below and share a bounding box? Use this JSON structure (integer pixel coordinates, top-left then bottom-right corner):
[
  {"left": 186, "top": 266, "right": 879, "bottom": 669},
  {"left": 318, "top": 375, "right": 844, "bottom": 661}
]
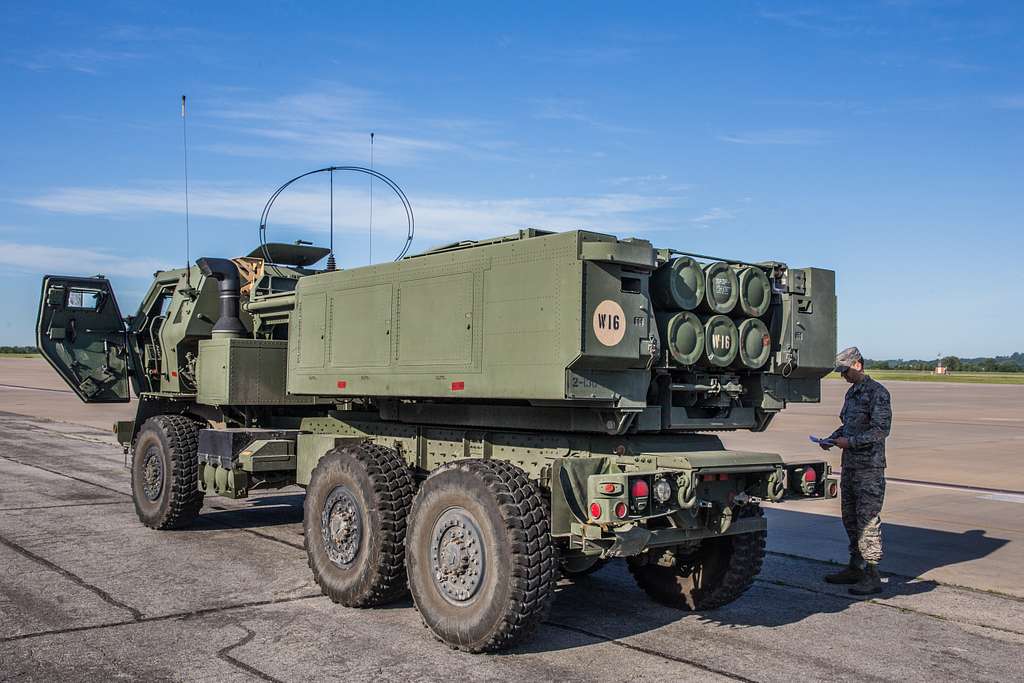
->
[{"left": 36, "top": 275, "right": 132, "bottom": 403}]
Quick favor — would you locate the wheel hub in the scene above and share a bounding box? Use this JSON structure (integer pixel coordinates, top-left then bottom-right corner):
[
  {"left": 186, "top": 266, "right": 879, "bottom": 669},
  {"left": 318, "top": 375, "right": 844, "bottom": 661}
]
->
[
  {"left": 142, "top": 446, "right": 164, "bottom": 501},
  {"left": 430, "top": 508, "right": 484, "bottom": 604},
  {"left": 322, "top": 486, "right": 362, "bottom": 567}
]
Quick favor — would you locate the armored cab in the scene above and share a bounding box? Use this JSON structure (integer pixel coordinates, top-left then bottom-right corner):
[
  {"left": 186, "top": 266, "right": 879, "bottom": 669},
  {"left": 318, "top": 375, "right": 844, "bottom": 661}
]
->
[{"left": 38, "top": 226, "right": 837, "bottom": 654}]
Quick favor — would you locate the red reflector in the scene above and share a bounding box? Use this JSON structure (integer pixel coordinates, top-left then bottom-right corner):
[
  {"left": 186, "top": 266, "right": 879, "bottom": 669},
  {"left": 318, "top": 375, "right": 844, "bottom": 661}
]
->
[
  {"left": 614, "top": 502, "right": 628, "bottom": 519},
  {"left": 829, "top": 481, "right": 838, "bottom": 497},
  {"left": 337, "top": 380, "right": 347, "bottom": 389},
  {"left": 803, "top": 468, "right": 817, "bottom": 482},
  {"left": 630, "top": 478, "right": 649, "bottom": 498},
  {"left": 451, "top": 381, "right": 465, "bottom": 391},
  {"left": 702, "top": 474, "right": 715, "bottom": 482},
  {"left": 589, "top": 502, "right": 602, "bottom": 519},
  {"left": 601, "top": 483, "right": 617, "bottom": 494},
  {"left": 170, "top": 371, "right": 177, "bottom": 378},
  {"left": 719, "top": 473, "right": 730, "bottom": 481}
]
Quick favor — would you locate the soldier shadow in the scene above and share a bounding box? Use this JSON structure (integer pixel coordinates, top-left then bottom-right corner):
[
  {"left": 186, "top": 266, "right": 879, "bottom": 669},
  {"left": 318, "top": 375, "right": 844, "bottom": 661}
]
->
[{"left": 513, "top": 510, "right": 1009, "bottom": 653}]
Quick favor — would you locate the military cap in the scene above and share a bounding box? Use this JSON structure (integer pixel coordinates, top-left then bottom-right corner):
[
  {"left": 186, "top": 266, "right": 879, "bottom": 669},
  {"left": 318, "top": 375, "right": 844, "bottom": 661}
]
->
[{"left": 834, "top": 346, "right": 863, "bottom": 373}]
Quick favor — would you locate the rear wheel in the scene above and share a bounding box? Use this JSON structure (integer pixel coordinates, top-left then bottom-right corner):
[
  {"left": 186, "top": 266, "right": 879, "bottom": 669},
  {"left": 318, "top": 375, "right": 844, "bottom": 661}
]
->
[
  {"left": 627, "top": 510, "right": 766, "bottom": 610},
  {"left": 406, "top": 459, "right": 558, "bottom": 653},
  {"left": 131, "top": 415, "right": 205, "bottom": 530},
  {"left": 304, "top": 442, "right": 416, "bottom": 607}
]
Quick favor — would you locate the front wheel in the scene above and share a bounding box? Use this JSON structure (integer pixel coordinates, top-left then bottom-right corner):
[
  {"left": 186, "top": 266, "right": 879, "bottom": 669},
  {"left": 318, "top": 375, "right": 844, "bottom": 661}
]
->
[
  {"left": 131, "top": 415, "right": 205, "bottom": 530},
  {"left": 627, "top": 511, "right": 766, "bottom": 610},
  {"left": 406, "top": 459, "right": 558, "bottom": 653}
]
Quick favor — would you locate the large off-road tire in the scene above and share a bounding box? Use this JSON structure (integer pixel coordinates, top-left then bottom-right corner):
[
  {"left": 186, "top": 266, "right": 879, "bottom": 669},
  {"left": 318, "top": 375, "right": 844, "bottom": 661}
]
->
[
  {"left": 131, "top": 415, "right": 205, "bottom": 530},
  {"left": 627, "top": 510, "right": 766, "bottom": 610},
  {"left": 406, "top": 459, "right": 558, "bottom": 653},
  {"left": 304, "top": 442, "right": 416, "bottom": 607}
]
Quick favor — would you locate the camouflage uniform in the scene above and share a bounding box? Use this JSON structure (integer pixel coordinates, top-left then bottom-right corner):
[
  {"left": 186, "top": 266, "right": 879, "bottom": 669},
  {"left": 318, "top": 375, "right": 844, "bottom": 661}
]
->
[{"left": 829, "top": 375, "right": 891, "bottom": 564}]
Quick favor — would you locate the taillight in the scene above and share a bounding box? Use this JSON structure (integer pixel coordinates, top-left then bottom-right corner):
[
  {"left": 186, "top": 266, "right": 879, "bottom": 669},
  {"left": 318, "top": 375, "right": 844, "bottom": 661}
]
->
[
  {"left": 630, "top": 478, "right": 649, "bottom": 499},
  {"left": 803, "top": 467, "right": 817, "bottom": 483},
  {"left": 614, "top": 502, "right": 628, "bottom": 518},
  {"left": 589, "top": 502, "right": 602, "bottom": 519}
]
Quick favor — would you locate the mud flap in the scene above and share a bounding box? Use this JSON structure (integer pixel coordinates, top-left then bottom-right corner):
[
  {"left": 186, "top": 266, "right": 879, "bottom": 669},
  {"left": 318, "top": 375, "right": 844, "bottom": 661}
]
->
[
  {"left": 606, "top": 525, "right": 652, "bottom": 558},
  {"left": 551, "top": 456, "right": 616, "bottom": 536}
]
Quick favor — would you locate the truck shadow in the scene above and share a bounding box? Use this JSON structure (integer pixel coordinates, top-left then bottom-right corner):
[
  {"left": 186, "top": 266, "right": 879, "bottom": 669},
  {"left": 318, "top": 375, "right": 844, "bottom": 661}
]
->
[{"left": 514, "top": 510, "right": 1009, "bottom": 654}]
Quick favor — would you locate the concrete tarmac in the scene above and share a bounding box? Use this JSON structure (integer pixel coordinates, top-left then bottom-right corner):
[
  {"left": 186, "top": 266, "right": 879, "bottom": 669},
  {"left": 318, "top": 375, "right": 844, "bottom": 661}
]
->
[{"left": 2, "top": 359, "right": 1023, "bottom": 680}]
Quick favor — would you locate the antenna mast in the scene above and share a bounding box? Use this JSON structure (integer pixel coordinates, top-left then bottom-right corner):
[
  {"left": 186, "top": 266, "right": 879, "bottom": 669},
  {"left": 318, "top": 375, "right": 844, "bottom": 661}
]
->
[
  {"left": 181, "top": 95, "right": 192, "bottom": 288},
  {"left": 369, "top": 132, "right": 374, "bottom": 264}
]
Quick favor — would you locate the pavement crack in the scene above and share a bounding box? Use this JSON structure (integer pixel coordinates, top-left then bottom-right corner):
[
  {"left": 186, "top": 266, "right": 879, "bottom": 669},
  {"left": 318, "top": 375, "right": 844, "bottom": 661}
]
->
[
  {"left": 0, "top": 532, "right": 143, "bottom": 621},
  {"left": 0, "top": 593, "right": 323, "bottom": 644},
  {"left": 545, "top": 621, "right": 758, "bottom": 682},
  {"left": 0, "top": 454, "right": 129, "bottom": 497},
  {"left": 217, "top": 627, "right": 285, "bottom": 683}
]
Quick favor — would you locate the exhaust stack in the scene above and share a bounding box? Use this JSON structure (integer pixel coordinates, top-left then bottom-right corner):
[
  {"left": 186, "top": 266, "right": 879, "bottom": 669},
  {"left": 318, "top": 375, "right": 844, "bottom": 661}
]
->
[{"left": 196, "top": 257, "right": 246, "bottom": 337}]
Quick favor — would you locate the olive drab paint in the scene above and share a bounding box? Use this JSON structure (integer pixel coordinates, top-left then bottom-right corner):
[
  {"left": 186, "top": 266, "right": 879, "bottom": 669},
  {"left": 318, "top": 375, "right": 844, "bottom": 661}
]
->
[{"left": 36, "top": 222, "right": 838, "bottom": 654}]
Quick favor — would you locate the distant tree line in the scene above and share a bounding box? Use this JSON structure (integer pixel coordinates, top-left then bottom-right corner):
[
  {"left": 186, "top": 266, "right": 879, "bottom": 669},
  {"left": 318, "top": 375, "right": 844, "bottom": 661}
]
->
[
  {"left": 865, "top": 352, "right": 1024, "bottom": 373},
  {"left": 0, "top": 346, "right": 37, "bottom": 354}
]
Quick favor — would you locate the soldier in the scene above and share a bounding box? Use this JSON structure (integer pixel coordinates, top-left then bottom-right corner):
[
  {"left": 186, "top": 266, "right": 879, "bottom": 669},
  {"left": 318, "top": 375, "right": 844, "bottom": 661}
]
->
[{"left": 819, "top": 346, "right": 891, "bottom": 596}]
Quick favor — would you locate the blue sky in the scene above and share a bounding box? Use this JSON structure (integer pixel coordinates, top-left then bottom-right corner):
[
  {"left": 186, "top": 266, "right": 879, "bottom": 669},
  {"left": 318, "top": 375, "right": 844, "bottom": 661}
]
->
[{"left": 2, "top": 2, "right": 1022, "bottom": 358}]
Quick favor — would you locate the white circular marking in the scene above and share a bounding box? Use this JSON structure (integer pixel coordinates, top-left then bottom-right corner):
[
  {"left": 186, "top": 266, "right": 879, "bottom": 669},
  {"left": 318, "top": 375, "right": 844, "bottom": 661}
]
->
[{"left": 593, "top": 299, "right": 626, "bottom": 346}]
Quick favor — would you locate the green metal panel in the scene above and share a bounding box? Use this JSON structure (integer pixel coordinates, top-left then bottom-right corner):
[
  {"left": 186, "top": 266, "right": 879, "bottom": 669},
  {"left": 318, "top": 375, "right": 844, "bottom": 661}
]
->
[
  {"left": 197, "top": 338, "right": 320, "bottom": 406},
  {"left": 329, "top": 284, "right": 392, "bottom": 367},
  {"left": 396, "top": 272, "right": 474, "bottom": 367},
  {"left": 296, "top": 292, "right": 327, "bottom": 369},
  {"left": 288, "top": 230, "right": 596, "bottom": 401}
]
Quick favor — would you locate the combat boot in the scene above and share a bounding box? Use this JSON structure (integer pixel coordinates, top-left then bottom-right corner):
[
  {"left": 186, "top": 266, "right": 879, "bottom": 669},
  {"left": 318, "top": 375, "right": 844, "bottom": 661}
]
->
[
  {"left": 849, "top": 563, "right": 882, "bottom": 596},
  {"left": 824, "top": 557, "right": 865, "bottom": 585}
]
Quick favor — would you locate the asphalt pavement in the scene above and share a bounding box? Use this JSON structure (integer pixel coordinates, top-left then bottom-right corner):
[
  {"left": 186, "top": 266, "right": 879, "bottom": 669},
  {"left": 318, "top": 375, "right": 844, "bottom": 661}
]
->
[{"left": 1, "top": 358, "right": 1023, "bottom": 681}]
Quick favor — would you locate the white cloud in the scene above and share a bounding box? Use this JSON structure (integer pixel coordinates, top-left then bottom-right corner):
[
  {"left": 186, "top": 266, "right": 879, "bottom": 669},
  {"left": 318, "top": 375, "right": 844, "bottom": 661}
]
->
[
  {"left": 21, "top": 184, "right": 683, "bottom": 243},
  {"left": 719, "top": 129, "right": 830, "bottom": 145},
  {"left": 690, "top": 207, "right": 735, "bottom": 225},
  {"left": 199, "top": 86, "right": 461, "bottom": 166},
  {"left": 0, "top": 241, "right": 162, "bottom": 278}
]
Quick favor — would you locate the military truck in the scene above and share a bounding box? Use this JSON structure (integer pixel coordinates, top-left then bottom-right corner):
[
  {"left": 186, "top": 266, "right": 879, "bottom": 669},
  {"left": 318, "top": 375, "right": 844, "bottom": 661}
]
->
[{"left": 37, "top": 227, "right": 837, "bottom": 652}]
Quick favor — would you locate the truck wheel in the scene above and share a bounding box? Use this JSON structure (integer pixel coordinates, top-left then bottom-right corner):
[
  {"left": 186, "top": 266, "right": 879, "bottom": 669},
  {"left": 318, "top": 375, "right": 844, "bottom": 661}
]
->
[
  {"left": 561, "top": 555, "right": 609, "bottom": 580},
  {"left": 131, "top": 415, "right": 205, "bottom": 530},
  {"left": 304, "top": 442, "right": 416, "bottom": 607},
  {"left": 406, "top": 459, "right": 557, "bottom": 653},
  {"left": 626, "top": 512, "right": 766, "bottom": 610}
]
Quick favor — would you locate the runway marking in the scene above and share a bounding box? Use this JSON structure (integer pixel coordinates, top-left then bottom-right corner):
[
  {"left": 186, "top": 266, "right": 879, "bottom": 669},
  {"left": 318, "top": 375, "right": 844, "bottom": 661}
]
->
[
  {"left": 981, "top": 493, "right": 1024, "bottom": 504},
  {"left": 0, "top": 383, "right": 73, "bottom": 394},
  {"left": 0, "top": 500, "right": 131, "bottom": 512},
  {"left": 834, "top": 469, "right": 1024, "bottom": 497}
]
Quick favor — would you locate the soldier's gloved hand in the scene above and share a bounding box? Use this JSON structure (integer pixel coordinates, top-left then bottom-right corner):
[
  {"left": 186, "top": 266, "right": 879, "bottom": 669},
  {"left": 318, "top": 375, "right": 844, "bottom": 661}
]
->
[{"left": 833, "top": 437, "right": 850, "bottom": 449}]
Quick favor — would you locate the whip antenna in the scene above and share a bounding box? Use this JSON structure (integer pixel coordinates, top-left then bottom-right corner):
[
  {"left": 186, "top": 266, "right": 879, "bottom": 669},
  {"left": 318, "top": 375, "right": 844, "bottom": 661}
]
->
[
  {"left": 181, "top": 94, "right": 192, "bottom": 288},
  {"left": 374, "top": 131, "right": 378, "bottom": 264},
  {"left": 326, "top": 168, "right": 336, "bottom": 270}
]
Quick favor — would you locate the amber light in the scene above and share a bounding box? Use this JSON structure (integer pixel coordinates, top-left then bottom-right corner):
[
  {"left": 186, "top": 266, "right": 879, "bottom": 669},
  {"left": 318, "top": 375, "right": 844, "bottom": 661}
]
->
[{"left": 589, "top": 502, "right": 602, "bottom": 518}]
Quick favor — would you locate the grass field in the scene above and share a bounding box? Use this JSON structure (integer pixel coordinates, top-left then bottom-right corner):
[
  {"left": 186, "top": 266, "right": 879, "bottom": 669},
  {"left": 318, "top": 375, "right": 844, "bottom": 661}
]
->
[{"left": 827, "top": 369, "right": 1024, "bottom": 384}]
